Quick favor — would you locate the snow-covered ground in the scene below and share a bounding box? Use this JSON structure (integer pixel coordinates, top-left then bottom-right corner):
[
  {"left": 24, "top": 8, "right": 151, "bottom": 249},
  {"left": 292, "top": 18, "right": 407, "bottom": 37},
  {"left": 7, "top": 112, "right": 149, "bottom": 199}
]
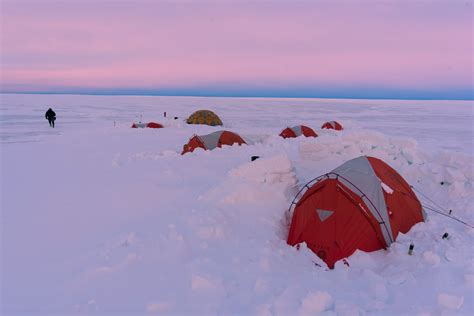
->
[{"left": 1, "top": 93, "right": 473, "bottom": 315}]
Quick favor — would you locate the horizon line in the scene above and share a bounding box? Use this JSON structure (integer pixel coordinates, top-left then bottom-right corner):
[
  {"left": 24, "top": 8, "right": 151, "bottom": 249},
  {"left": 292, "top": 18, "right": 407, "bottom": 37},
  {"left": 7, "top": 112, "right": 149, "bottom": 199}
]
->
[{"left": 1, "top": 91, "right": 473, "bottom": 101}]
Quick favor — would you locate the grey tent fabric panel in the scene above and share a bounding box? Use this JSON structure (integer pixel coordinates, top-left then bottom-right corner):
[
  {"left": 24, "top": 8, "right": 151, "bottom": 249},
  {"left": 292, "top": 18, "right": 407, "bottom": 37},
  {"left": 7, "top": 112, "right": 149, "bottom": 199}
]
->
[
  {"left": 362, "top": 195, "right": 393, "bottom": 246},
  {"left": 134, "top": 123, "right": 147, "bottom": 128},
  {"left": 316, "top": 209, "right": 334, "bottom": 222},
  {"left": 198, "top": 131, "right": 224, "bottom": 150},
  {"left": 290, "top": 126, "right": 303, "bottom": 137},
  {"left": 331, "top": 156, "right": 394, "bottom": 246},
  {"left": 329, "top": 121, "right": 336, "bottom": 129}
]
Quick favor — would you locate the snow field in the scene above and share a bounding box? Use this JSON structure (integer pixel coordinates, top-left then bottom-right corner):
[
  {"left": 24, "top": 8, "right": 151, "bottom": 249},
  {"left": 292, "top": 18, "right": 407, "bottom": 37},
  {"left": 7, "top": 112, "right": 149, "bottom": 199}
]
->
[{"left": 1, "top": 94, "right": 473, "bottom": 315}]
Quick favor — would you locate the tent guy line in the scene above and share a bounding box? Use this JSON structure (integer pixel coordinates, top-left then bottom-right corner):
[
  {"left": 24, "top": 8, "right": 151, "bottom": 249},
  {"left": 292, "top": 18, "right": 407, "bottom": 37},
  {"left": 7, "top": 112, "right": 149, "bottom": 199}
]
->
[
  {"left": 410, "top": 186, "right": 474, "bottom": 229},
  {"left": 421, "top": 205, "right": 473, "bottom": 228}
]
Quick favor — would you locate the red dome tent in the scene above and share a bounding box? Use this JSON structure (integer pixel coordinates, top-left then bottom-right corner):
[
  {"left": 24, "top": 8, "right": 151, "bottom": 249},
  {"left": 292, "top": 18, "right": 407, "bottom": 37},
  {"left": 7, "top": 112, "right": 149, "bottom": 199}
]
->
[
  {"left": 280, "top": 125, "right": 318, "bottom": 138},
  {"left": 131, "top": 122, "right": 164, "bottom": 128},
  {"left": 321, "top": 121, "right": 343, "bottom": 131},
  {"left": 287, "top": 156, "right": 425, "bottom": 269},
  {"left": 182, "top": 130, "right": 246, "bottom": 154}
]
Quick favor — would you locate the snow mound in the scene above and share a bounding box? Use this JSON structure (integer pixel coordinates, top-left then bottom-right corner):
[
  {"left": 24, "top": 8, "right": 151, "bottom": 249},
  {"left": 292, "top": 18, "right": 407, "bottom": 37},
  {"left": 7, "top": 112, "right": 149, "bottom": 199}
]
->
[
  {"left": 191, "top": 274, "right": 223, "bottom": 291},
  {"left": 437, "top": 293, "right": 464, "bottom": 310},
  {"left": 229, "top": 154, "right": 295, "bottom": 184},
  {"left": 299, "top": 130, "right": 424, "bottom": 168},
  {"left": 299, "top": 291, "right": 334, "bottom": 315},
  {"left": 422, "top": 251, "right": 441, "bottom": 266},
  {"left": 204, "top": 154, "right": 297, "bottom": 206},
  {"left": 146, "top": 301, "right": 173, "bottom": 314}
]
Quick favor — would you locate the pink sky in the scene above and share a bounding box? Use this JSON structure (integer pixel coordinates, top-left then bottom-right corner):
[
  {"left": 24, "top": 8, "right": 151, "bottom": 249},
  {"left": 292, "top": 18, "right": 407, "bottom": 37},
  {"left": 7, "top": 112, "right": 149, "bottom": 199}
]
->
[{"left": 1, "top": 1, "right": 472, "bottom": 98}]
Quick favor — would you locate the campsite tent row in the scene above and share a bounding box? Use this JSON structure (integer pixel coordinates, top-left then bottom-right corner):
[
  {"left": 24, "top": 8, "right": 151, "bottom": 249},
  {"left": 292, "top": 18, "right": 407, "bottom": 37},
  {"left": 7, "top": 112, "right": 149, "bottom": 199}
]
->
[
  {"left": 185, "top": 109, "right": 344, "bottom": 133},
  {"left": 180, "top": 115, "right": 425, "bottom": 269},
  {"left": 179, "top": 130, "right": 426, "bottom": 269},
  {"left": 130, "top": 110, "right": 222, "bottom": 129},
  {"left": 185, "top": 109, "right": 344, "bottom": 131},
  {"left": 184, "top": 109, "right": 343, "bottom": 132},
  {"left": 128, "top": 110, "right": 425, "bottom": 269},
  {"left": 182, "top": 133, "right": 425, "bottom": 268},
  {"left": 181, "top": 123, "right": 339, "bottom": 154},
  {"left": 279, "top": 121, "right": 343, "bottom": 139},
  {"left": 131, "top": 109, "right": 343, "bottom": 137}
]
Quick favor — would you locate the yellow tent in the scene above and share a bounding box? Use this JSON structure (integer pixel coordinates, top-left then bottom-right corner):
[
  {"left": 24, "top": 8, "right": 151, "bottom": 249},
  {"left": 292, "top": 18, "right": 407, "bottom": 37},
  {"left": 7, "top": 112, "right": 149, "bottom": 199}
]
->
[{"left": 186, "top": 110, "right": 223, "bottom": 126}]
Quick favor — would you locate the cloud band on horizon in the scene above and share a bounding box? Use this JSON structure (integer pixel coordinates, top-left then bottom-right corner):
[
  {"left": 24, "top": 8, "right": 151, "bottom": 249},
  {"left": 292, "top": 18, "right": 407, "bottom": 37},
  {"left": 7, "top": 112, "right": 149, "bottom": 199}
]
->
[{"left": 1, "top": 1, "right": 472, "bottom": 99}]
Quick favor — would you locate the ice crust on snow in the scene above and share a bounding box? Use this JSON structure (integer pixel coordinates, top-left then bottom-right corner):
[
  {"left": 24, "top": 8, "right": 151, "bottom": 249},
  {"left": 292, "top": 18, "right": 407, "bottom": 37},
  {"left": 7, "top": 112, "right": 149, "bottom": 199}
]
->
[{"left": 1, "top": 94, "right": 473, "bottom": 315}]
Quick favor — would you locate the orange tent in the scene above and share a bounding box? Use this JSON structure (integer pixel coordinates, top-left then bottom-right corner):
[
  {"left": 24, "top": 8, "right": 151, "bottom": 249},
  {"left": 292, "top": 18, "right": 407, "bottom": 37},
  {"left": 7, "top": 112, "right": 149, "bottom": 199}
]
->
[
  {"left": 280, "top": 125, "right": 318, "bottom": 138},
  {"left": 182, "top": 131, "right": 246, "bottom": 154},
  {"left": 287, "top": 156, "right": 425, "bottom": 268},
  {"left": 131, "top": 122, "right": 164, "bottom": 128},
  {"left": 321, "top": 121, "right": 343, "bottom": 131}
]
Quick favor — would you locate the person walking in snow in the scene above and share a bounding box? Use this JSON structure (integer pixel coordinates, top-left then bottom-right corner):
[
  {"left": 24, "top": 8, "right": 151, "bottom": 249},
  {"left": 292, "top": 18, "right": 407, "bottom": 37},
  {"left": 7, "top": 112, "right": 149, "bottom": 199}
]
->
[{"left": 45, "top": 108, "right": 56, "bottom": 128}]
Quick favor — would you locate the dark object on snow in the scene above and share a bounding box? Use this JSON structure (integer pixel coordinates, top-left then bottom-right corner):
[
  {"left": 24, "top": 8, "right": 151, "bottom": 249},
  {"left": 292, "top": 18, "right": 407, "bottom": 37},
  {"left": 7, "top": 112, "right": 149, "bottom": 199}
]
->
[
  {"left": 164, "top": 112, "right": 167, "bottom": 117},
  {"left": 449, "top": 210, "right": 452, "bottom": 215},
  {"left": 174, "top": 117, "right": 178, "bottom": 120},
  {"left": 442, "top": 232, "right": 449, "bottom": 239},
  {"left": 408, "top": 243, "right": 414, "bottom": 255},
  {"left": 251, "top": 156, "right": 260, "bottom": 161},
  {"left": 312, "top": 261, "right": 322, "bottom": 268},
  {"left": 45, "top": 108, "right": 56, "bottom": 128},
  {"left": 440, "top": 181, "right": 444, "bottom": 185}
]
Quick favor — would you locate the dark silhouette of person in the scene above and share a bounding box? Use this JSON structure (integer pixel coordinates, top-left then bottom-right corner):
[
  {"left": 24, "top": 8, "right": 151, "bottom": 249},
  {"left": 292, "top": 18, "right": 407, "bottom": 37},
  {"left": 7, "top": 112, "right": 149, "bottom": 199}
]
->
[{"left": 45, "top": 108, "right": 56, "bottom": 128}]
